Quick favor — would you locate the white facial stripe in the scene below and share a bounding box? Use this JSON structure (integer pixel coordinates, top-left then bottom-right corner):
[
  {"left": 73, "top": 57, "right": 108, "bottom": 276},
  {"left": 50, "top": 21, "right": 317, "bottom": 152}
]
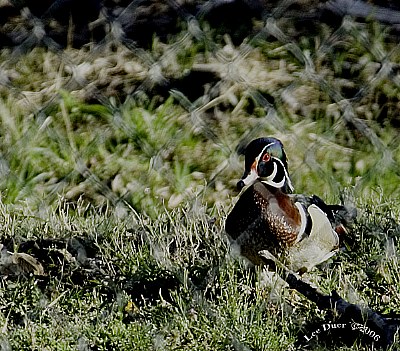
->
[
  {"left": 241, "top": 141, "right": 295, "bottom": 191},
  {"left": 255, "top": 142, "right": 276, "bottom": 163},
  {"left": 260, "top": 157, "right": 293, "bottom": 191},
  {"left": 263, "top": 158, "right": 284, "bottom": 188},
  {"left": 240, "top": 142, "right": 277, "bottom": 188},
  {"left": 261, "top": 177, "right": 285, "bottom": 188},
  {"left": 241, "top": 167, "right": 259, "bottom": 186},
  {"left": 272, "top": 157, "right": 294, "bottom": 192},
  {"left": 266, "top": 162, "right": 277, "bottom": 181}
]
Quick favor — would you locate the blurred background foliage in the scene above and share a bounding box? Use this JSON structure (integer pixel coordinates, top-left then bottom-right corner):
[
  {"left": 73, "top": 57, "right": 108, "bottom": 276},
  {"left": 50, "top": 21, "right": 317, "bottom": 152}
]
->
[{"left": 0, "top": 2, "right": 400, "bottom": 217}]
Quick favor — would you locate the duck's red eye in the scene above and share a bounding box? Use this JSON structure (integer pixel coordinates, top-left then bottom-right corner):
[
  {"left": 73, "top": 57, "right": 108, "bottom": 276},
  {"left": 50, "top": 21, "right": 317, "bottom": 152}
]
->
[{"left": 262, "top": 153, "right": 270, "bottom": 162}]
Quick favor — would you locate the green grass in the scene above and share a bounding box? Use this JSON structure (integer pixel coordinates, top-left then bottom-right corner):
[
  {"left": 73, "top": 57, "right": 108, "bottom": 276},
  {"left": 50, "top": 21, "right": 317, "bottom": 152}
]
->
[
  {"left": 0, "top": 195, "right": 398, "bottom": 350},
  {"left": 0, "top": 14, "right": 399, "bottom": 350}
]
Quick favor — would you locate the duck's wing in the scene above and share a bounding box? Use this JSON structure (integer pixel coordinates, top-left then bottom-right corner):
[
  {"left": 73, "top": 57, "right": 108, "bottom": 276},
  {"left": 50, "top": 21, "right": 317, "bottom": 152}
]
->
[
  {"left": 290, "top": 193, "right": 357, "bottom": 241},
  {"left": 286, "top": 204, "right": 339, "bottom": 273}
]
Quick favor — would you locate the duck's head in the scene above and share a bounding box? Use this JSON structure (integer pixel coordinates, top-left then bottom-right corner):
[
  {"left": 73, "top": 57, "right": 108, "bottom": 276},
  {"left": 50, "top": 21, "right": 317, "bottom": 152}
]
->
[{"left": 237, "top": 137, "right": 294, "bottom": 193}]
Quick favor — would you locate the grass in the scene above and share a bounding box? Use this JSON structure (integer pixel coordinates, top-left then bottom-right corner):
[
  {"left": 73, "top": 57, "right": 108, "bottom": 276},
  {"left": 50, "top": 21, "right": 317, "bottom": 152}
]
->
[
  {"left": 0, "top": 195, "right": 399, "bottom": 350},
  {"left": 0, "top": 11, "right": 399, "bottom": 351}
]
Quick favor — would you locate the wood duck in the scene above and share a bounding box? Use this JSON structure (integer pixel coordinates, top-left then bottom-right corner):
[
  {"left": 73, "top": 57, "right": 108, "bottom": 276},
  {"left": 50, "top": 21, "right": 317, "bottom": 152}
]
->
[{"left": 226, "top": 137, "right": 353, "bottom": 273}]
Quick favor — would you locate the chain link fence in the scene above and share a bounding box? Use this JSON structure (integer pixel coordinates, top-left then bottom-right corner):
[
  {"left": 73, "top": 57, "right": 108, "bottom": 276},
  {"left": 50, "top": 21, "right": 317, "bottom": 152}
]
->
[
  {"left": 1, "top": 2, "right": 400, "bottom": 349},
  {"left": 1, "top": 0, "right": 400, "bottom": 213}
]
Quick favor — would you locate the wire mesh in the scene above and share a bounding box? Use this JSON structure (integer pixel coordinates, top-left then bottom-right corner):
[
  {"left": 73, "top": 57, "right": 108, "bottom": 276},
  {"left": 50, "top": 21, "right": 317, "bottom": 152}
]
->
[{"left": 0, "top": 0, "right": 400, "bottom": 214}]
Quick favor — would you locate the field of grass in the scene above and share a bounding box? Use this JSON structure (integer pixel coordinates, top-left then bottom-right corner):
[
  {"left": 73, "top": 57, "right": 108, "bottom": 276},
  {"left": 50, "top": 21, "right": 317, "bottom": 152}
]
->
[
  {"left": 0, "top": 13, "right": 399, "bottom": 350},
  {"left": 0, "top": 195, "right": 399, "bottom": 350}
]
